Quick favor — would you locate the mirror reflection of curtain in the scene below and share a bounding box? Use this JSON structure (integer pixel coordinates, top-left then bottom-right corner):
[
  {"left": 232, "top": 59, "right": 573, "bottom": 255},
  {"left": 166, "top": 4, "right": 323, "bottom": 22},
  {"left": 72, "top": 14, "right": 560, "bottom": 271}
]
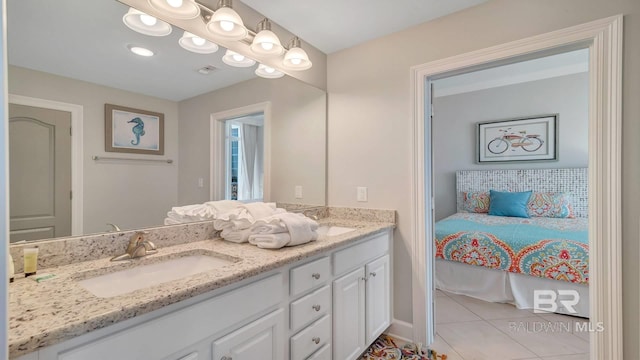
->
[{"left": 238, "top": 124, "right": 263, "bottom": 201}]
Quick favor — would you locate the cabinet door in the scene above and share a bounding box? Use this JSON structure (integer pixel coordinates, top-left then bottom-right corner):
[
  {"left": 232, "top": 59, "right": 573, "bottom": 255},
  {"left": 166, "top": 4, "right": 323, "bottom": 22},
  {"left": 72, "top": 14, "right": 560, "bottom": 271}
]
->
[
  {"left": 333, "top": 267, "right": 365, "bottom": 360},
  {"left": 212, "top": 309, "right": 284, "bottom": 360},
  {"left": 365, "top": 255, "right": 391, "bottom": 344}
]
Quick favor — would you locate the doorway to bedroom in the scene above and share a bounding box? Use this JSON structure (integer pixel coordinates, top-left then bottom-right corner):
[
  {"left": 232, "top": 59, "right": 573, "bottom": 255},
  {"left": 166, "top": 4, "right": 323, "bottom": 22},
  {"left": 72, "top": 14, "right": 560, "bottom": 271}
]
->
[{"left": 429, "top": 48, "right": 591, "bottom": 359}]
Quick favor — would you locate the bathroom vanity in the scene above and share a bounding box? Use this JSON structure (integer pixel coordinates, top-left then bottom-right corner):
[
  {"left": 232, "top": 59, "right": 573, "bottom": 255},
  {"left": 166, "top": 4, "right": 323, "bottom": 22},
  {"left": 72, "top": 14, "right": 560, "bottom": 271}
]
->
[{"left": 9, "top": 210, "right": 394, "bottom": 360}]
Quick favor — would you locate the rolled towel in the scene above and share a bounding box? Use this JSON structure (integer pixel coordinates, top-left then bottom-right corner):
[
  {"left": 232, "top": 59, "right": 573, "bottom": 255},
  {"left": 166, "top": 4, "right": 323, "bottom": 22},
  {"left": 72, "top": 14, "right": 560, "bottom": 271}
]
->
[
  {"left": 221, "top": 228, "right": 252, "bottom": 243},
  {"left": 249, "top": 233, "right": 292, "bottom": 249},
  {"left": 251, "top": 219, "right": 288, "bottom": 234},
  {"left": 248, "top": 212, "right": 318, "bottom": 248}
]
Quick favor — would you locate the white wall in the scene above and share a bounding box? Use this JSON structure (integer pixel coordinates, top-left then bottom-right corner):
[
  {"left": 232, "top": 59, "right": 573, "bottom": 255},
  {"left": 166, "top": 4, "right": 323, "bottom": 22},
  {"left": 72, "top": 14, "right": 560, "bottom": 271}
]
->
[
  {"left": 433, "top": 73, "right": 589, "bottom": 220},
  {"left": 178, "top": 76, "right": 326, "bottom": 207},
  {"left": 8, "top": 66, "right": 179, "bottom": 234},
  {"left": 0, "top": 1, "right": 8, "bottom": 357},
  {"left": 326, "top": 0, "right": 639, "bottom": 355}
]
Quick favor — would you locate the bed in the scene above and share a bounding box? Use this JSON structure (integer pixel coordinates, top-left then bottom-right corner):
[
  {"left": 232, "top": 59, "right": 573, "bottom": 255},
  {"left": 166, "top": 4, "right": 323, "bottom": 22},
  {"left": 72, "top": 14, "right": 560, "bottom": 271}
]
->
[{"left": 435, "top": 168, "right": 590, "bottom": 317}]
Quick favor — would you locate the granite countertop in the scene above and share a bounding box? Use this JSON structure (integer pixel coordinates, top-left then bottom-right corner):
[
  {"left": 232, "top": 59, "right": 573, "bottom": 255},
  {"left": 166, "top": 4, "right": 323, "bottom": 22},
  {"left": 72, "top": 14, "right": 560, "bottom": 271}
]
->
[{"left": 8, "top": 218, "right": 394, "bottom": 358}]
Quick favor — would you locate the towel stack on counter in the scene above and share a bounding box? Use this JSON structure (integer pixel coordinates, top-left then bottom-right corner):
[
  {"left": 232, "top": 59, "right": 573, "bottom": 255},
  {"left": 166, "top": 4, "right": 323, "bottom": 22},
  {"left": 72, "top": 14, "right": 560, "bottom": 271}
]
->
[
  {"left": 214, "top": 202, "right": 319, "bottom": 249},
  {"left": 164, "top": 200, "right": 242, "bottom": 225},
  {"left": 165, "top": 201, "right": 319, "bottom": 249}
]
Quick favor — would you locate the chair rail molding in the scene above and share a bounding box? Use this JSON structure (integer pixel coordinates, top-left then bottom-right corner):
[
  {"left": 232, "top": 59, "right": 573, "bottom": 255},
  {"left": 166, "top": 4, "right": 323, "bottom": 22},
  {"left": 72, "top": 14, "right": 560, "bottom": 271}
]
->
[{"left": 410, "top": 15, "right": 623, "bottom": 360}]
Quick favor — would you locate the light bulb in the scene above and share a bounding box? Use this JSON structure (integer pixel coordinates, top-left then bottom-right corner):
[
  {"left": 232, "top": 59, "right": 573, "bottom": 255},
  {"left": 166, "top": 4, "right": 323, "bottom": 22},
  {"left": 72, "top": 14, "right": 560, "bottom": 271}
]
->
[
  {"left": 265, "top": 66, "right": 275, "bottom": 74},
  {"left": 130, "top": 46, "right": 154, "bottom": 57},
  {"left": 191, "top": 36, "right": 206, "bottom": 46},
  {"left": 139, "top": 14, "right": 157, "bottom": 26},
  {"left": 291, "top": 58, "right": 302, "bottom": 65},
  {"left": 220, "top": 20, "right": 235, "bottom": 32},
  {"left": 261, "top": 42, "right": 274, "bottom": 51},
  {"left": 166, "top": 0, "right": 183, "bottom": 8},
  {"left": 232, "top": 54, "right": 245, "bottom": 62}
]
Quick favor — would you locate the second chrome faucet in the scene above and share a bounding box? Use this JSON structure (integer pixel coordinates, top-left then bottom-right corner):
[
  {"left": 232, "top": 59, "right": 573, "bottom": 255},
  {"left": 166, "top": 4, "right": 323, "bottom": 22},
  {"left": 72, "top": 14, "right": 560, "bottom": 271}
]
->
[{"left": 111, "top": 231, "right": 158, "bottom": 261}]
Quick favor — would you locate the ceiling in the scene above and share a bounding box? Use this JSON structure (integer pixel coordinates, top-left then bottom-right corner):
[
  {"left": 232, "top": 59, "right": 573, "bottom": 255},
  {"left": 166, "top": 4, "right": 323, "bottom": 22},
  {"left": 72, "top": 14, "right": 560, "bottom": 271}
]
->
[
  {"left": 242, "top": 0, "right": 489, "bottom": 54},
  {"left": 433, "top": 48, "right": 589, "bottom": 98},
  {"left": 8, "top": 0, "right": 489, "bottom": 101}
]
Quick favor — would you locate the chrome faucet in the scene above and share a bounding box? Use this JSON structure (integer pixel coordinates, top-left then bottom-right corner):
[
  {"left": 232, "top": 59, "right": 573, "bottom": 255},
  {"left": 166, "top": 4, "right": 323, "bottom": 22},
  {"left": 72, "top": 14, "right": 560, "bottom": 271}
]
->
[
  {"left": 302, "top": 210, "right": 319, "bottom": 221},
  {"left": 111, "top": 231, "right": 158, "bottom": 261}
]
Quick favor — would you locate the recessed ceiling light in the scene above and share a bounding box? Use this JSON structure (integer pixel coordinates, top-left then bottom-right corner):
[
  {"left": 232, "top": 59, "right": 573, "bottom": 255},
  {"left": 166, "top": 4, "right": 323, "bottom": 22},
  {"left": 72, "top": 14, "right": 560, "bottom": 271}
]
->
[{"left": 128, "top": 45, "right": 154, "bottom": 57}]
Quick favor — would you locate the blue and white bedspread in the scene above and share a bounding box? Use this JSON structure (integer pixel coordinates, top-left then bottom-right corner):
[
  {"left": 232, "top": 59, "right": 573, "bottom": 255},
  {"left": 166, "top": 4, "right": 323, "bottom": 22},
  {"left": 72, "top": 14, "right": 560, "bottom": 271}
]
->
[{"left": 435, "top": 213, "right": 589, "bottom": 284}]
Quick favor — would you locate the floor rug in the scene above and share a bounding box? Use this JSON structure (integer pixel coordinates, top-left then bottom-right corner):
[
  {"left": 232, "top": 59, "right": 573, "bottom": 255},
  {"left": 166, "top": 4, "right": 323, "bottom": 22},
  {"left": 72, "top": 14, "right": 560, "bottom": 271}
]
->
[{"left": 360, "top": 334, "right": 448, "bottom": 359}]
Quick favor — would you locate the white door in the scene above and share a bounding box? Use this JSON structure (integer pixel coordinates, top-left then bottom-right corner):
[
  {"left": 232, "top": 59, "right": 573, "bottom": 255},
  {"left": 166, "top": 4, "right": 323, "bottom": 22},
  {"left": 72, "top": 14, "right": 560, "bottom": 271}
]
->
[
  {"left": 211, "top": 309, "right": 284, "bottom": 360},
  {"left": 9, "top": 103, "right": 72, "bottom": 242},
  {"left": 333, "top": 267, "right": 365, "bottom": 360},
  {"left": 365, "top": 255, "right": 391, "bottom": 344}
]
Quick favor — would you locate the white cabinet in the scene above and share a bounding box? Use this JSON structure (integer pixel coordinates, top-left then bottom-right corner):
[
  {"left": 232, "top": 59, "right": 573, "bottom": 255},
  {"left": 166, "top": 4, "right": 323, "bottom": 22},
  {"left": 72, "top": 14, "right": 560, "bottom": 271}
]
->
[
  {"left": 211, "top": 309, "right": 284, "bottom": 360},
  {"left": 333, "top": 267, "right": 366, "bottom": 360},
  {"left": 365, "top": 254, "right": 391, "bottom": 344},
  {"left": 332, "top": 232, "right": 392, "bottom": 360}
]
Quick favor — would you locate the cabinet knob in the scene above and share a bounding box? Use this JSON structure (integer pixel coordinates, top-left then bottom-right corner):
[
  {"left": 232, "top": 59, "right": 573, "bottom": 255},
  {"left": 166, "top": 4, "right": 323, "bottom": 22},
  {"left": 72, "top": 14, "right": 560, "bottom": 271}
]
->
[
  {"left": 312, "top": 304, "right": 321, "bottom": 312},
  {"left": 370, "top": 272, "right": 377, "bottom": 277},
  {"left": 312, "top": 337, "right": 321, "bottom": 344},
  {"left": 311, "top": 273, "right": 321, "bottom": 280}
]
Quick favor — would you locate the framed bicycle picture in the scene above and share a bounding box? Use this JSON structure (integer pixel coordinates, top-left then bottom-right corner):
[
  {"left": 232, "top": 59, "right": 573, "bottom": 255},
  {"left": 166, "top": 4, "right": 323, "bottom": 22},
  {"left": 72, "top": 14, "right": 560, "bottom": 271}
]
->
[{"left": 477, "top": 114, "right": 558, "bottom": 163}]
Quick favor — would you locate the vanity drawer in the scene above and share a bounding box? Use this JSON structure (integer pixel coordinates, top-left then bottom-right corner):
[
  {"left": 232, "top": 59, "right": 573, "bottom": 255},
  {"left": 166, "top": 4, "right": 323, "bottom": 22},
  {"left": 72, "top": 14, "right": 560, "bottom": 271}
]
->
[
  {"left": 307, "top": 343, "right": 331, "bottom": 360},
  {"left": 290, "top": 315, "right": 331, "bottom": 360},
  {"left": 290, "top": 257, "right": 330, "bottom": 297},
  {"left": 290, "top": 285, "right": 330, "bottom": 332},
  {"left": 333, "top": 231, "right": 389, "bottom": 276}
]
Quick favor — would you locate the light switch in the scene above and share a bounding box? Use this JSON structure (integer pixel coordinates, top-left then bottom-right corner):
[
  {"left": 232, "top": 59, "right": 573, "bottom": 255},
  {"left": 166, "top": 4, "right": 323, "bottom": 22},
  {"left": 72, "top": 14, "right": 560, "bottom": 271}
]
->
[
  {"left": 357, "top": 187, "right": 368, "bottom": 202},
  {"left": 295, "top": 185, "right": 303, "bottom": 199},
  {"left": 197, "top": 178, "right": 204, "bottom": 188}
]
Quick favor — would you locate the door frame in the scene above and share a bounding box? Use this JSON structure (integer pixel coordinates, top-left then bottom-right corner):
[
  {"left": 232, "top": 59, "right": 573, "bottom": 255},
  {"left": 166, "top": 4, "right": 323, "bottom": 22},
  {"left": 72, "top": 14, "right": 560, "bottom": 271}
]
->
[
  {"left": 410, "top": 15, "right": 623, "bottom": 359},
  {"left": 210, "top": 101, "right": 271, "bottom": 201},
  {"left": 8, "top": 94, "right": 84, "bottom": 236}
]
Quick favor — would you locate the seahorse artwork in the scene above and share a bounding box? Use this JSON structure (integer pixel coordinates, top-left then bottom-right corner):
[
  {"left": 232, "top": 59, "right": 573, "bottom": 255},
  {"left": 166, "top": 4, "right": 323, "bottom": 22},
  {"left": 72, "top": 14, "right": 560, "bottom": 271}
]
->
[{"left": 127, "top": 117, "right": 146, "bottom": 145}]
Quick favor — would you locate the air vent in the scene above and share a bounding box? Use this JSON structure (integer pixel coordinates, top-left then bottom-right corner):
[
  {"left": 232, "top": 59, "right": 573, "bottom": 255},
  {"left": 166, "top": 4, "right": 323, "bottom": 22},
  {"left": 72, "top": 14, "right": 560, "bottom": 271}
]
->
[{"left": 197, "top": 65, "right": 218, "bottom": 75}]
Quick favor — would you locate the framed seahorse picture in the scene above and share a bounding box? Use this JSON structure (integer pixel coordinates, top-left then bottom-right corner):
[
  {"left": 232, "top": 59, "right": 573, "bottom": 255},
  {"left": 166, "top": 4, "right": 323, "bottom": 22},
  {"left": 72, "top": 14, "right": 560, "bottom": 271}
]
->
[{"left": 105, "top": 104, "right": 164, "bottom": 155}]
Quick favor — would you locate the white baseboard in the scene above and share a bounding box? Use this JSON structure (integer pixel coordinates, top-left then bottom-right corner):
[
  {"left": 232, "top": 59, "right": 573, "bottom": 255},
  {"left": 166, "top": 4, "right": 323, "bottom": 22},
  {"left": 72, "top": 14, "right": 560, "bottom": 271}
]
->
[{"left": 385, "top": 319, "right": 413, "bottom": 343}]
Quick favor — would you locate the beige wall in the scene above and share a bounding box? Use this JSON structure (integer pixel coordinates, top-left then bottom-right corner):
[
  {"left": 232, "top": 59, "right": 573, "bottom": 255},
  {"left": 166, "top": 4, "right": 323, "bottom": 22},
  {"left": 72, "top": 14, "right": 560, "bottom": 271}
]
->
[
  {"left": 8, "top": 65, "right": 179, "bottom": 234},
  {"left": 326, "top": 0, "right": 639, "bottom": 356},
  {"left": 178, "top": 76, "right": 326, "bottom": 207}
]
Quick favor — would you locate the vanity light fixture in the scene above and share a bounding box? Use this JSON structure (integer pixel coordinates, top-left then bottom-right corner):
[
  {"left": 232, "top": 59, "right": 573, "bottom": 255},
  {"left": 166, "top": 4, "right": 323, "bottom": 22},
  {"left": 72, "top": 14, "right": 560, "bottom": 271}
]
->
[
  {"left": 283, "top": 37, "right": 312, "bottom": 71},
  {"left": 206, "top": 0, "right": 247, "bottom": 41},
  {"left": 179, "top": 31, "right": 219, "bottom": 54},
  {"left": 148, "top": 0, "right": 200, "bottom": 20},
  {"left": 222, "top": 49, "right": 256, "bottom": 67},
  {"left": 128, "top": 45, "right": 155, "bottom": 57},
  {"left": 250, "top": 19, "right": 284, "bottom": 56},
  {"left": 255, "top": 64, "right": 284, "bottom": 79},
  {"left": 123, "top": 8, "right": 172, "bottom": 36}
]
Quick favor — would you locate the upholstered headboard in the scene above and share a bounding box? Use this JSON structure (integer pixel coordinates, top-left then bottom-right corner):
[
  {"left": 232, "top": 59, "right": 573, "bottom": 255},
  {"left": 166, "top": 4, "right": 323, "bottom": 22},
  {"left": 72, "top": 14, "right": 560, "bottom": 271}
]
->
[{"left": 456, "top": 168, "right": 588, "bottom": 218}]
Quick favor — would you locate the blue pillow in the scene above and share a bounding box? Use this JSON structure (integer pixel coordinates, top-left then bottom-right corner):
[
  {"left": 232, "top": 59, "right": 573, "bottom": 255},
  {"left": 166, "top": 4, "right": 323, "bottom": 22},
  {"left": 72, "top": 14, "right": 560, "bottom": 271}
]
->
[{"left": 488, "top": 190, "right": 532, "bottom": 218}]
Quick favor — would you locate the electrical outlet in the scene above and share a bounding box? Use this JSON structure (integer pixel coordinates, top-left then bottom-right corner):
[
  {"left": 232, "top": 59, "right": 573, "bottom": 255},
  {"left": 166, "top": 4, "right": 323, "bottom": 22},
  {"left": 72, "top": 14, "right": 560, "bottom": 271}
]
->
[
  {"left": 295, "top": 186, "right": 303, "bottom": 199},
  {"left": 197, "top": 178, "right": 204, "bottom": 188},
  {"left": 357, "top": 187, "right": 368, "bottom": 202}
]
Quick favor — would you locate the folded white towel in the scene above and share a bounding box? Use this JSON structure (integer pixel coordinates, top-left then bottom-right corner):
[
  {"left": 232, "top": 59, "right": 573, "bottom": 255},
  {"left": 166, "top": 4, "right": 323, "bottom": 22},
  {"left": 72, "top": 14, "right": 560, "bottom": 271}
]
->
[
  {"left": 204, "top": 200, "right": 242, "bottom": 214},
  {"left": 214, "top": 208, "right": 252, "bottom": 230},
  {"left": 221, "top": 228, "right": 252, "bottom": 243},
  {"left": 249, "top": 233, "right": 292, "bottom": 249},
  {"left": 250, "top": 220, "right": 288, "bottom": 235},
  {"left": 242, "top": 202, "right": 280, "bottom": 220}
]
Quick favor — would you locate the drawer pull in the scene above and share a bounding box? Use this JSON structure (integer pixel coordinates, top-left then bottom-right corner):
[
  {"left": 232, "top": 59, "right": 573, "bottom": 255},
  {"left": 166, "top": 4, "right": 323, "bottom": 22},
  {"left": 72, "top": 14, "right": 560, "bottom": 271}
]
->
[
  {"left": 312, "top": 304, "right": 321, "bottom": 312},
  {"left": 178, "top": 353, "right": 198, "bottom": 360},
  {"left": 221, "top": 357, "right": 232, "bottom": 360},
  {"left": 370, "top": 272, "right": 377, "bottom": 277},
  {"left": 311, "top": 273, "right": 321, "bottom": 280},
  {"left": 312, "top": 337, "right": 321, "bottom": 344}
]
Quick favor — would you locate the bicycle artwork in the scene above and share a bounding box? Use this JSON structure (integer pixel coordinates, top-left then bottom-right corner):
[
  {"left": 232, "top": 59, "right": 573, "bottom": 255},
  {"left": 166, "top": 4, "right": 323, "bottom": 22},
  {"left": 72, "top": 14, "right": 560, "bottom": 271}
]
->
[{"left": 477, "top": 114, "right": 558, "bottom": 163}]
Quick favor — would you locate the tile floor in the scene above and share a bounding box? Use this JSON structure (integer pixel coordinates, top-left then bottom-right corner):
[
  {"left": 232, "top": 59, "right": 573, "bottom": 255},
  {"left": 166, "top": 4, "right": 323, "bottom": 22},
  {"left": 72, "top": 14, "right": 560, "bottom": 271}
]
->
[{"left": 430, "top": 290, "right": 590, "bottom": 360}]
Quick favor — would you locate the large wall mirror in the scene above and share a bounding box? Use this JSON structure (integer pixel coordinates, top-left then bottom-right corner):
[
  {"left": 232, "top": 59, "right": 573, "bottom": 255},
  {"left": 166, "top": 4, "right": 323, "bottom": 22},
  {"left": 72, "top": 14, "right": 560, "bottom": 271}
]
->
[{"left": 7, "top": 0, "right": 326, "bottom": 242}]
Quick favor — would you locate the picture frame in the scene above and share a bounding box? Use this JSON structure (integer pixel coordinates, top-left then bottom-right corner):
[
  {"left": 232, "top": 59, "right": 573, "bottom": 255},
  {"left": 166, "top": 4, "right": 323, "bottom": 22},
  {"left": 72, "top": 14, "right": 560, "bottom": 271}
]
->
[
  {"left": 477, "top": 114, "right": 558, "bottom": 163},
  {"left": 105, "top": 104, "right": 164, "bottom": 155}
]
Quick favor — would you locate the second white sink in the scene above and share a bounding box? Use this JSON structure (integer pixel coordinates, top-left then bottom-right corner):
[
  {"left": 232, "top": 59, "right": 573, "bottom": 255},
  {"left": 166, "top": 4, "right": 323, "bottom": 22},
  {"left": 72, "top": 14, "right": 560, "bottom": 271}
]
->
[
  {"left": 317, "top": 225, "right": 356, "bottom": 237},
  {"left": 78, "top": 254, "right": 236, "bottom": 298}
]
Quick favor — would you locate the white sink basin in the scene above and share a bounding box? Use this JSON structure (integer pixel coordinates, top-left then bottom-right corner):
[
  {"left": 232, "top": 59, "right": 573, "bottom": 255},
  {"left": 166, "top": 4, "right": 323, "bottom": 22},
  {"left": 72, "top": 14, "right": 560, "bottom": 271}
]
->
[
  {"left": 317, "top": 225, "right": 356, "bottom": 237},
  {"left": 78, "top": 254, "right": 236, "bottom": 298}
]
